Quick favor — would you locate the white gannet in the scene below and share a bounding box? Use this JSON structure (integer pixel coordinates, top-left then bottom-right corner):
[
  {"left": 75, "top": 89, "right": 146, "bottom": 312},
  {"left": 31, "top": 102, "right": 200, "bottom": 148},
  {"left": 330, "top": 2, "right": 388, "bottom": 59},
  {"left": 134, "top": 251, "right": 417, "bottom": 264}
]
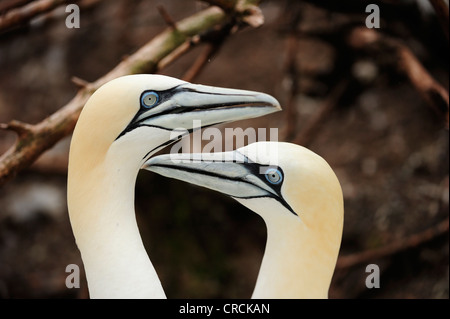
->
[
  {"left": 145, "top": 141, "right": 344, "bottom": 298},
  {"left": 67, "top": 75, "right": 280, "bottom": 298}
]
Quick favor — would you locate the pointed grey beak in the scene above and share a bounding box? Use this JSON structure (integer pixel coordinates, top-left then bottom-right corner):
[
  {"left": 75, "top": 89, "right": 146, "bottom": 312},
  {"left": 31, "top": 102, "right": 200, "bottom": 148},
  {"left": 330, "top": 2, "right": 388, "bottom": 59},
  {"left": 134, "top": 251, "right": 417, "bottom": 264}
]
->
[
  {"left": 144, "top": 151, "right": 258, "bottom": 198},
  {"left": 126, "top": 83, "right": 281, "bottom": 132},
  {"left": 143, "top": 150, "right": 296, "bottom": 215}
]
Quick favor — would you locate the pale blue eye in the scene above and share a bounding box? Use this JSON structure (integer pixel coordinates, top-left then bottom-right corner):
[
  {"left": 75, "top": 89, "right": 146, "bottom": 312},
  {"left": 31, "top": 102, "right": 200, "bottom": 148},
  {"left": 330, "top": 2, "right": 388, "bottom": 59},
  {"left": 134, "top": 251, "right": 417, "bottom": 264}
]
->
[
  {"left": 141, "top": 91, "right": 159, "bottom": 108},
  {"left": 265, "top": 168, "right": 283, "bottom": 185}
]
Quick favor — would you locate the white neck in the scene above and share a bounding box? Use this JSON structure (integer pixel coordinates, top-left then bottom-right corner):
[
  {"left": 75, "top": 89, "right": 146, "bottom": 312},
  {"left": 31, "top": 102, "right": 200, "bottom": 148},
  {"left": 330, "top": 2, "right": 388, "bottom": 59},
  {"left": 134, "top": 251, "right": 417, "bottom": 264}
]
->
[
  {"left": 251, "top": 219, "right": 336, "bottom": 298},
  {"left": 236, "top": 198, "right": 342, "bottom": 299},
  {"left": 67, "top": 136, "right": 166, "bottom": 299}
]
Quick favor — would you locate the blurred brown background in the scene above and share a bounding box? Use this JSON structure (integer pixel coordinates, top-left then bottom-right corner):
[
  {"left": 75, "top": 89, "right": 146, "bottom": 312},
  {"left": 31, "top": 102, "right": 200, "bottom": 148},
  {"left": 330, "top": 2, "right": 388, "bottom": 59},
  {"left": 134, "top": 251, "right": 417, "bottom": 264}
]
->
[{"left": 0, "top": 0, "right": 448, "bottom": 298}]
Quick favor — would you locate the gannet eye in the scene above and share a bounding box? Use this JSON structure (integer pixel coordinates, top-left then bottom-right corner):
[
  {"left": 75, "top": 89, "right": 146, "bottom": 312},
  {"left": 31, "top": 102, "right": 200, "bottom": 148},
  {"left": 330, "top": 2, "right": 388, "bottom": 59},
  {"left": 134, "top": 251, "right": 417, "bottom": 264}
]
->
[
  {"left": 141, "top": 91, "right": 159, "bottom": 108},
  {"left": 264, "top": 168, "right": 283, "bottom": 185}
]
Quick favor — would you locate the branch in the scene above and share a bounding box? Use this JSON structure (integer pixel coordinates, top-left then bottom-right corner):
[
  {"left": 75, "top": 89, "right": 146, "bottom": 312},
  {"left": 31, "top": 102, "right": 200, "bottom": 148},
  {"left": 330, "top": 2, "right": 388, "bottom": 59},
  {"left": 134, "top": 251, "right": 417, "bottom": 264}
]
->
[
  {"left": 0, "top": 0, "right": 30, "bottom": 13},
  {"left": 348, "top": 27, "right": 449, "bottom": 128},
  {"left": 0, "top": 0, "right": 75, "bottom": 32},
  {"left": 156, "top": 4, "right": 178, "bottom": 31},
  {"left": 202, "top": 0, "right": 238, "bottom": 11},
  {"left": 278, "top": 0, "right": 302, "bottom": 141},
  {"left": 0, "top": 6, "right": 229, "bottom": 187},
  {"left": 183, "top": 43, "right": 219, "bottom": 82},
  {"left": 336, "top": 217, "right": 449, "bottom": 269},
  {"left": 429, "top": 0, "right": 449, "bottom": 41},
  {"left": 182, "top": 19, "right": 235, "bottom": 82},
  {"left": 0, "top": 120, "right": 35, "bottom": 138},
  {"left": 157, "top": 9, "right": 234, "bottom": 76},
  {"left": 0, "top": 0, "right": 104, "bottom": 34},
  {"left": 203, "top": 0, "right": 264, "bottom": 28}
]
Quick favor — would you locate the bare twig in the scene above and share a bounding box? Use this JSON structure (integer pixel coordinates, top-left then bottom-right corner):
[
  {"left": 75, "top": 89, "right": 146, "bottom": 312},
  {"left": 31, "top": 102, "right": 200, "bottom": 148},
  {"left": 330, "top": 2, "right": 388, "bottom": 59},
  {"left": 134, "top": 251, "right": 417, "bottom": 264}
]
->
[
  {"left": 157, "top": 38, "right": 199, "bottom": 71},
  {"left": 156, "top": 4, "right": 178, "bottom": 30},
  {"left": 280, "top": 0, "right": 303, "bottom": 141},
  {"left": 0, "top": 120, "right": 34, "bottom": 138},
  {"left": 202, "top": 0, "right": 261, "bottom": 10},
  {"left": 0, "top": 0, "right": 30, "bottom": 13},
  {"left": 183, "top": 44, "right": 218, "bottom": 82},
  {"left": 428, "top": 0, "right": 449, "bottom": 41},
  {"left": 158, "top": 17, "right": 232, "bottom": 75},
  {"left": 71, "top": 76, "right": 90, "bottom": 89},
  {"left": 182, "top": 20, "right": 233, "bottom": 82},
  {"left": 0, "top": 0, "right": 103, "bottom": 33},
  {"left": 0, "top": 0, "right": 76, "bottom": 32},
  {"left": 398, "top": 45, "right": 450, "bottom": 127},
  {"left": 336, "top": 217, "right": 449, "bottom": 269},
  {"left": 203, "top": 0, "right": 264, "bottom": 27},
  {"left": 202, "top": 0, "right": 238, "bottom": 11},
  {"left": 348, "top": 27, "right": 449, "bottom": 128}
]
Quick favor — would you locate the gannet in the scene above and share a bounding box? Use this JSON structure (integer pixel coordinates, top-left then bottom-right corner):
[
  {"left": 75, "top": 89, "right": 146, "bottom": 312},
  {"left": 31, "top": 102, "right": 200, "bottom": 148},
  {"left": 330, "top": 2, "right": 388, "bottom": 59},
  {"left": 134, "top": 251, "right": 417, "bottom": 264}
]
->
[
  {"left": 145, "top": 141, "right": 344, "bottom": 298},
  {"left": 67, "top": 75, "right": 280, "bottom": 298}
]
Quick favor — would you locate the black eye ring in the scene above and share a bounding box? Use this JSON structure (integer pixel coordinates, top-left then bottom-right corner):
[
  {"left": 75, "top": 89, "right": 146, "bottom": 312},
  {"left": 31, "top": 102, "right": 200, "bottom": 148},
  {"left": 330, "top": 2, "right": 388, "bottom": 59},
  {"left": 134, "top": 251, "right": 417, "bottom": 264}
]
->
[
  {"left": 141, "top": 91, "right": 159, "bottom": 108},
  {"left": 264, "top": 168, "right": 283, "bottom": 185}
]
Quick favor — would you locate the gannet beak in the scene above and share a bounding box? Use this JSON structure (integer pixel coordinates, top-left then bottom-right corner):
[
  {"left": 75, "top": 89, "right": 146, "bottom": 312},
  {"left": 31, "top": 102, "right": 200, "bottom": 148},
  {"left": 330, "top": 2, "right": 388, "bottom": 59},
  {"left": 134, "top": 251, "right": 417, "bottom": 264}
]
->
[
  {"left": 143, "top": 150, "right": 296, "bottom": 215},
  {"left": 123, "top": 83, "right": 281, "bottom": 135},
  {"left": 167, "top": 83, "right": 282, "bottom": 128}
]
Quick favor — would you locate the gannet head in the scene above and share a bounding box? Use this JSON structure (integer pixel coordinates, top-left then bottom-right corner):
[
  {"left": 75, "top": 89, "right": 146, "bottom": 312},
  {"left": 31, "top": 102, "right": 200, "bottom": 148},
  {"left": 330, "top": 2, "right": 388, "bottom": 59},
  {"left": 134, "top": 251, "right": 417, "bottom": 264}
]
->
[
  {"left": 144, "top": 141, "right": 343, "bottom": 244},
  {"left": 144, "top": 142, "right": 344, "bottom": 298},
  {"left": 145, "top": 142, "right": 342, "bottom": 222},
  {"left": 69, "top": 75, "right": 281, "bottom": 174}
]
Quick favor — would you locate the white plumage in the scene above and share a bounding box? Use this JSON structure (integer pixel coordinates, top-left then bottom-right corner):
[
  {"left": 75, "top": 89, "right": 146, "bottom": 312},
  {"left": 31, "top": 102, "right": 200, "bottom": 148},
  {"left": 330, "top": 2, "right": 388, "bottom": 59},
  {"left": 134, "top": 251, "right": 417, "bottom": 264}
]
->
[
  {"left": 146, "top": 141, "right": 344, "bottom": 298},
  {"left": 67, "top": 75, "right": 280, "bottom": 298}
]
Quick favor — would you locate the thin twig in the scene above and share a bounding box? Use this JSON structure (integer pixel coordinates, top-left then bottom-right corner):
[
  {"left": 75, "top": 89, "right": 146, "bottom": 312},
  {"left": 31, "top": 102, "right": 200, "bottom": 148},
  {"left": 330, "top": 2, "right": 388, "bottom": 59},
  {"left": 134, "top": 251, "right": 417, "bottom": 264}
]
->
[
  {"left": 157, "top": 36, "right": 200, "bottom": 71},
  {"left": 428, "top": 0, "right": 449, "bottom": 41},
  {"left": 182, "top": 23, "right": 232, "bottom": 82},
  {"left": 202, "top": 0, "right": 264, "bottom": 27},
  {"left": 280, "top": 0, "right": 303, "bottom": 141},
  {"left": 348, "top": 27, "right": 449, "bottom": 128},
  {"left": 71, "top": 76, "right": 90, "bottom": 89},
  {"left": 336, "top": 217, "right": 449, "bottom": 269},
  {"left": 0, "top": 120, "right": 35, "bottom": 138},
  {"left": 202, "top": 0, "right": 238, "bottom": 11},
  {"left": 182, "top": 44, "right": 217, "bottom": 82},
  {"left": 0, "top": 0, "right": 30, "bottom": 13},
  {"left": 156, "top": 4, "right": 178, "bottom": 30},
  {"left": 0, "top": 0, "right": 75, "bottom": 32},
  {"left": 0, "top": 0, "right": 103, "bottom": 34}
]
